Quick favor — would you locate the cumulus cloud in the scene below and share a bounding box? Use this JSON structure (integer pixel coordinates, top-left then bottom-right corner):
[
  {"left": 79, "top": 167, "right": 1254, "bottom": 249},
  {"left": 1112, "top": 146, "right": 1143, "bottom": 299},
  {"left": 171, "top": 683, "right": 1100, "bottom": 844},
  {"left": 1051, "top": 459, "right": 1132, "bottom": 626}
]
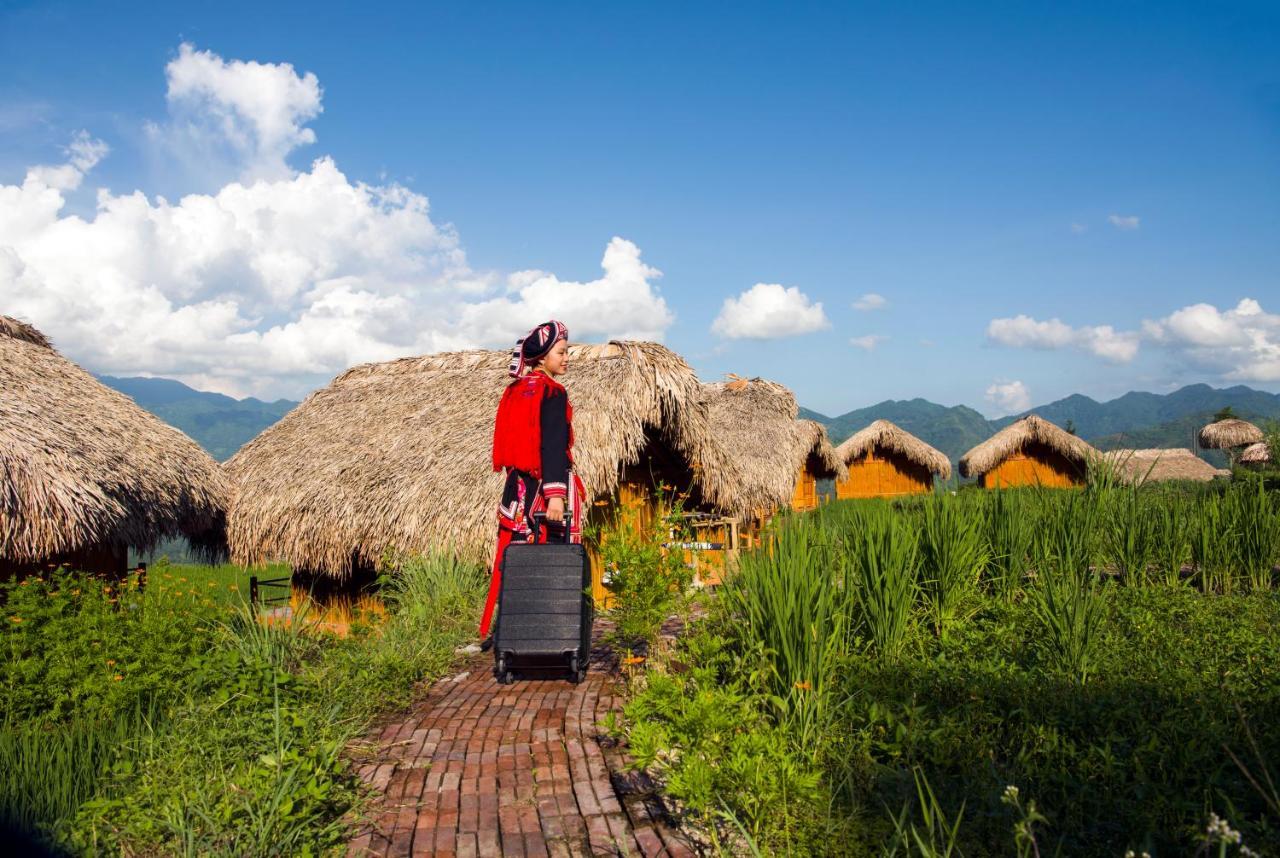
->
[
  {"left": 147, "top": 42, "right": 323, "bottom": 183},
  {"left": 986, "top": 314, "right": 1140, "bottom": 363},
  {"left": 711, "top": 283, "right": 829, "bottom": 339},
  {"left": 853, "top": 292, "right": 887, "bottom": 311},
  {"left": 1108, "top": 214, "right": 1140, "bottom": 230},
  {"left": 0, "top": 45, "right": 674, "bottom": 398},
  {"left": 1144, "top": 298, "right": 1280, "bottom": 382},
  {"left": 849, "top": 334, "right": 887, "bottom": 351},
  {"left": 985, "top": 380, "right": 1031, "bottom": 416}
]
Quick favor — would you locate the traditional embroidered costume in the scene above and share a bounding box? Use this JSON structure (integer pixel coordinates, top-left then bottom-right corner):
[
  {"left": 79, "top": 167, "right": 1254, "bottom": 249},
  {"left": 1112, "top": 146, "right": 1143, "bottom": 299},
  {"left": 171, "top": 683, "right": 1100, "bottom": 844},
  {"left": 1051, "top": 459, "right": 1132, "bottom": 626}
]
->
[{"left": 479, "top": 321, "right": 586, "bottom": 639}]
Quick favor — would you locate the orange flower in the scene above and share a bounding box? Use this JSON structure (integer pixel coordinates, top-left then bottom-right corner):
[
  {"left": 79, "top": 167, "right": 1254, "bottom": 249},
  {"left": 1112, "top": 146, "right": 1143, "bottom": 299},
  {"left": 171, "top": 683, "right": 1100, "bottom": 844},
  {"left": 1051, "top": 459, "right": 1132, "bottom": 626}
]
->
[
  {"left": 102, "top": 586, "right": 112, "bottom": 594},
  {"left": 112, "top": 674, "right": 123, "bottom": 682},
  {"left": 793, "top": 680, "right": 812, "bottom": 691},
  {"left": 622, "top": 655, "right": 645, "bottom": 665},
  {"left": 8, "top": 616, "right": 21, "bottom": 624},
  {"left": 106, "top": 659, "right": 116, "bottom": 666}
]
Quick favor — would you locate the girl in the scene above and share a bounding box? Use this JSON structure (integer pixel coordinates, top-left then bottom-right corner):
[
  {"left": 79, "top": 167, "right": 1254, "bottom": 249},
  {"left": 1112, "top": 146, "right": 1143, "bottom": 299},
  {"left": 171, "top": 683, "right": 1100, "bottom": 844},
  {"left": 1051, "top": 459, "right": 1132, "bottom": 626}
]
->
[{"left": 479, "top": 320, "right": 586, "bottom": 642}]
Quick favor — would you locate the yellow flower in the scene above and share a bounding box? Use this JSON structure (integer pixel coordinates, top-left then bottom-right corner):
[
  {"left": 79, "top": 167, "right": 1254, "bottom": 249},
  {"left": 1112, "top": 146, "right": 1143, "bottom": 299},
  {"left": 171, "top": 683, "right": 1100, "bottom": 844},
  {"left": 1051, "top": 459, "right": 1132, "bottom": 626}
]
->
[
  {"left": 228, "top": 584, "right": 239, "bottom": 591},
  {"left": 71, "top": 589, "right": 81, "bottom": 596},
  {"left": 106, "top": 659, "right": 116, "bottom": 666},
  {"left": 112, "top": 674, "right": 123, "bottom": 682},
  {"left": 102, "top": 586, "right": 112, "bottom": 594},
  {"left": 794, "top": 680, "right": 812, "bottom": 691}
]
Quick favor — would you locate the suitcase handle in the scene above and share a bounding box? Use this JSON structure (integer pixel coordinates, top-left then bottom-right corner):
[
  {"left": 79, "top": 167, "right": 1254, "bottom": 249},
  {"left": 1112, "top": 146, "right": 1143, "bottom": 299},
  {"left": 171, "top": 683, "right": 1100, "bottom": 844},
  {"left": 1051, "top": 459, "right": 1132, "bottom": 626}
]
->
[{"left": 531, "top": 510, "right": 573, "bottom": 544}]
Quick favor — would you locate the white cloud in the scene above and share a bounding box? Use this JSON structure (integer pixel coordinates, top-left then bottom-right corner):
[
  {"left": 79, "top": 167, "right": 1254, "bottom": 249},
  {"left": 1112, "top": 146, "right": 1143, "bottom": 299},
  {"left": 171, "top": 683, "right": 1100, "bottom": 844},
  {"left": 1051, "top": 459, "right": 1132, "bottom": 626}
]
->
[
  {"left": 853, "top": 292, "right": 887, "bottom": 311},
  {"left": 147, "top": 42, "right": 323, "bottom": 183},
  {"left": 849, "top": 334, "right": 887, "bottom": 351},
  {"left": 1070, "top": 222, "right": 1087, "bottom": 234},
  {"left": 0, "top": 45, "right": 674, "bottom": 399},
  {"left": 986, "top": 314, "right": 1139, "bottom": 363},
  {"left": 985, "top": 380, "right": 1031, "bottom": 416},
  {"left": 1144, "top": 298, "right": 1280, "bottom": 382},
  {"left": 1108, "top": 214, "right": 1140, "bottom": 230},
  {"left": 711, "top": 283, "right": 829, "bottom": 339}
]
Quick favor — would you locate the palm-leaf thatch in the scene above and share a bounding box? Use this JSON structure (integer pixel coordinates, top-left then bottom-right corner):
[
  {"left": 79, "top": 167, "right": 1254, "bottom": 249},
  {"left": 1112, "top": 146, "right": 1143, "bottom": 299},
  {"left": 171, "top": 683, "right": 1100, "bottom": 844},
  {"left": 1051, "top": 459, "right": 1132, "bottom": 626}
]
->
[
  {"left": 226, "top": 342, "right": 736, "bottom": 577},
  {"left": 1240, "top": 442, "right": 1272, "bottom": 466},
  {"left": 699, "top": 378, "right": 846, "bottom": 515},
  {"left": 836, "top": 419, "right": 952, "bottom": 479},
  {"left": 959, "top": 414, "right": 1097, "bottom": 479},
  {"left": 1101, "top": 448, "right": 1229, "bottom": 484},
  {"left": 1197, "top": 418, "right": 1263, "bottom": 450},
  {"left": 1, "top": 315, "right": 228, "bottom": 568}
]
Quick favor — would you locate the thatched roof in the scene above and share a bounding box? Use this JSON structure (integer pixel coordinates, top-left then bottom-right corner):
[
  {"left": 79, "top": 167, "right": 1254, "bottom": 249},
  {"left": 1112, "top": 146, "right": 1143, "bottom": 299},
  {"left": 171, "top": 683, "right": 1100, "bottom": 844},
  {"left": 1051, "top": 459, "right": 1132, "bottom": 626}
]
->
[
  {"left": 699, "top": 378, "right": 846, "bottom": 516},
  {"left": 1240, "top": 442, "right": 1272, "bottom": 466},
  {"left": 1101, "top": 448, "right": 1229, "bottom": 484},
  {"left": 836, "top": 419, "right": 952, "bottom": 480},
  {"left": 959, "top": 415, "right": 1097, "bottom": 479},
  {"left": 1, "top": 315, "right": 228, "bottom": 564},
  {"left": 226, "top": 342, "right": 738, "bottom": 576},
  {"left": 1198, "top": 418, "right": 1264, "bottom": 450}
]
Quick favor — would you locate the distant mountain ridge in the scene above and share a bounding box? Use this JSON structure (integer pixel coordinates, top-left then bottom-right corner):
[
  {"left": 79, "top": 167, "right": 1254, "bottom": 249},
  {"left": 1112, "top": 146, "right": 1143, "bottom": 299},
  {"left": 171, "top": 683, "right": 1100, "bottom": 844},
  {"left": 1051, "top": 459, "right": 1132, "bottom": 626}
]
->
[
  {"left": 803, "top": 384, "right": 1280, "bottom": 470},
  {"left": 100, "top": 376, "right": 298, "bottom": 462}
]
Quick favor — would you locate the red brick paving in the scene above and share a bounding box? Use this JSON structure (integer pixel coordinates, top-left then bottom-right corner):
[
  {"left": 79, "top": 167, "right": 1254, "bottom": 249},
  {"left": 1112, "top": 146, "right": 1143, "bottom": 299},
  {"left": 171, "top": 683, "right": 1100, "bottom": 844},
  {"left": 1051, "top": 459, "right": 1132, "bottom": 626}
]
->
[{"left": 348, "top": 626, "right": 697, "bottom": 857}]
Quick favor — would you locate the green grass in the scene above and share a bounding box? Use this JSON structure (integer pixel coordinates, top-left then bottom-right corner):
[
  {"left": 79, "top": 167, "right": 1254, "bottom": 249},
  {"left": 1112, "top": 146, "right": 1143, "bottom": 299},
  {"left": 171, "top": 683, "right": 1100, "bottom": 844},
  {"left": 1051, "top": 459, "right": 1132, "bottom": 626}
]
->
[
  {"left": 621, "top": 483, "right": 1280, "bottom": 856},
  {"left": 1, "top": 553, "right": 483, "bottom": 855}
]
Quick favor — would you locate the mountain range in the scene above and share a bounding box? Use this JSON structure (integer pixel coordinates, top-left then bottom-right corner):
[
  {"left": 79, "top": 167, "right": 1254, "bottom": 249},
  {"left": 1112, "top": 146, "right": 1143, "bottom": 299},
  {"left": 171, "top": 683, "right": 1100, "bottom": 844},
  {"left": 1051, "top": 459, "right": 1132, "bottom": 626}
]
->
[
  {"left": 100, "top": 376, "right": 298, "bottom": 462},
  {"left": 100, "top": 376, "right": 1280, "bottom": 471},
  {"left": 802, "top": 383, "right": 1280, "bottom": 469}
]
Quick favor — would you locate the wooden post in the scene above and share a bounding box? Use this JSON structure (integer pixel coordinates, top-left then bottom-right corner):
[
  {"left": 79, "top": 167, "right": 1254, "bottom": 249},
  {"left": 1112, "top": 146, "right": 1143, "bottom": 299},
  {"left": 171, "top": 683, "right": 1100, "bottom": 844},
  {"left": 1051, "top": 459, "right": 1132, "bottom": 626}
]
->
[
  {"left": 135, "top": 562, "right": 147, "bottom": 594},
  {"left": 249, "top": 575, "right": 259, "bottom": 607}
]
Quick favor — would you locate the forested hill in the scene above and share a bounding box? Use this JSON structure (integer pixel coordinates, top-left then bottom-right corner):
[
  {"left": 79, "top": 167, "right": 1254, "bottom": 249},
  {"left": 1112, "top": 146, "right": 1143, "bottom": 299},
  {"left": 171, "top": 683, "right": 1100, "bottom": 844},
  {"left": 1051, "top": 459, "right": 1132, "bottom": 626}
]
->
[
  {"left": 803, "top": 383, "right": 1280, "bottom": 467},
  {"left": 99, "top": 376, "right": 298, "bottom": 462}
]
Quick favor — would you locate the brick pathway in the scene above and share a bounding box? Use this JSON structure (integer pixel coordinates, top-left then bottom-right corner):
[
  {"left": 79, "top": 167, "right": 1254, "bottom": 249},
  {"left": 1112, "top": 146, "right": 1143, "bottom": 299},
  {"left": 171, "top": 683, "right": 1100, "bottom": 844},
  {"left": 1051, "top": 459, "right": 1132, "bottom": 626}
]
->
[{"left": 347, "top": 627, "right": 697, "bottom": 857}]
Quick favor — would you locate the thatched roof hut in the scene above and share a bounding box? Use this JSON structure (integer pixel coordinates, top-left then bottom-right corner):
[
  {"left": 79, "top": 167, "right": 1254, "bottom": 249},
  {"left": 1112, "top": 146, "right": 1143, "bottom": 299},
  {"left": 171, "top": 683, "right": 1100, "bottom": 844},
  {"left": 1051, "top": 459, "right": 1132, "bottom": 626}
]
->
[
  {"left": 1101, "top": 448, "right": 1230, "bottom": 484},
  {"left": 1240, "top": 442, "right": 1272, "bottom": 467},
  {"left": 1198, "top": 418, "right": 1263, "bottom": 450},
  {"left": 1, "top": 315, "right": 228, "bottom": 574},
  {"left": 699, "top": 378, "right": 846, "bottom": 515},
  {"left": 226, "top": 342, "right": 738, "bottom": 577},
  {"left": 835, "top": 420, "right": 951, "bottom": 498},
  {"left": 959, "top": 415, "right": 1097, "bottom": 488}
]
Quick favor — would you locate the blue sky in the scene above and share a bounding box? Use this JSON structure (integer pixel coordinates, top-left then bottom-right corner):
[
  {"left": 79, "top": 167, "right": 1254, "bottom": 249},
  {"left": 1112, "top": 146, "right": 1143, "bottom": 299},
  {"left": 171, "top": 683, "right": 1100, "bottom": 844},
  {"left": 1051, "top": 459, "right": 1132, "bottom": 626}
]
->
[{"left": 2, "top": 0, "right": 1278, "bottom": 415}]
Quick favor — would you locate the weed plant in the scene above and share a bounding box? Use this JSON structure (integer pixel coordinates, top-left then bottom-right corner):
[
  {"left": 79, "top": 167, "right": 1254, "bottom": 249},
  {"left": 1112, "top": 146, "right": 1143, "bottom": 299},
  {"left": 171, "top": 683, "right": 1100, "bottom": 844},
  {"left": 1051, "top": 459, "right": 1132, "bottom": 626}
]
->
[
  {"left": 846, "top": 503, "right": 918, "bottom": 660},
  {"left": 917, "top": 495, "right": 987, "bottom": 638}
]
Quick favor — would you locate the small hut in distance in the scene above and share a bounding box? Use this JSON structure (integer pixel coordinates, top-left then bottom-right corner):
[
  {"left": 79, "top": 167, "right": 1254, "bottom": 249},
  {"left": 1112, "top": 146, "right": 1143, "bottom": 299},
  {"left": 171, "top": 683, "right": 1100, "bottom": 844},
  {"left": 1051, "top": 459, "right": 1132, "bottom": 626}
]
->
[
  {"left": 1101, "top": 448, "right": 1229, "bottom": 484},
  {"left": 834, "top": 420, "right": 951, "bottom": 498},
  {"left": 960, "top": 414, "right": 1097, "bottom": 488},
  {"left": 1, "top": 315, "right": 228, "bottom": 576},
  {"left": 1198, "top": 418, "right": 1264, "bottom": 465},
  {"left": 1240, "top": 442, "right": 1272, "bottom": 469}
]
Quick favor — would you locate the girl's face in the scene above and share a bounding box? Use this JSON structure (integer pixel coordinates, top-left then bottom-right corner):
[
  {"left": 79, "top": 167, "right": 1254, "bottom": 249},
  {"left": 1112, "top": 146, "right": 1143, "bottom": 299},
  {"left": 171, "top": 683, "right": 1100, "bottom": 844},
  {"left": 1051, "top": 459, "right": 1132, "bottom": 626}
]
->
[{"left": 539, "top": 339, "right": 570, "bottom": 376}]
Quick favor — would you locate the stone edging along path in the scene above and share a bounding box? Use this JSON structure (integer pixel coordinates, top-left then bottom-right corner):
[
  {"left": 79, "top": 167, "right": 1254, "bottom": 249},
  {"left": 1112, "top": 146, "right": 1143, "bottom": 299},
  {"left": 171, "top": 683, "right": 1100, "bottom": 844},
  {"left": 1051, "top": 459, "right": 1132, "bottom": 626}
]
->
[{"left": 346, "top": 625, "right": 697, "bottom": 857}]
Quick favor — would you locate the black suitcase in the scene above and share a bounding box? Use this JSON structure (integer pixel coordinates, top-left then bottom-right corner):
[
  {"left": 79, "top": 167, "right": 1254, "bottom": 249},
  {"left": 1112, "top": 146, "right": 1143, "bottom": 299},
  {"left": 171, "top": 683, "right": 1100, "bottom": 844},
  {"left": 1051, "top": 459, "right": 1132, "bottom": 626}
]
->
[{"left": 494, "top": 512, "right": 592, "bottom": 685}]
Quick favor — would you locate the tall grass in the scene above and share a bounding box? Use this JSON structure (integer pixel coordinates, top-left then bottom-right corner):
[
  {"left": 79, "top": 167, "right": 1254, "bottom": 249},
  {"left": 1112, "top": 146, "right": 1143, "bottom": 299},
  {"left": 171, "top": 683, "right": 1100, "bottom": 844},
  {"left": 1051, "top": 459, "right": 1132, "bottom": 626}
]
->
[
  {"left": 1223, "top": 480, "right": 1280, "bottom": 592},
  {"left": 917, "top": 495, "right": 987, "bottom": 637},
  {"left": 724, "top": 517, "right": 849, "bottom": 745},
  {"left": 1105, "top": 483, "right": 1159, "bottom": 585},
  {"left": 847, "top": 503, "right": 919, "bottom": 660},
  {"left": 982, "top": 490, "right": 1034, "bottom": 599}
]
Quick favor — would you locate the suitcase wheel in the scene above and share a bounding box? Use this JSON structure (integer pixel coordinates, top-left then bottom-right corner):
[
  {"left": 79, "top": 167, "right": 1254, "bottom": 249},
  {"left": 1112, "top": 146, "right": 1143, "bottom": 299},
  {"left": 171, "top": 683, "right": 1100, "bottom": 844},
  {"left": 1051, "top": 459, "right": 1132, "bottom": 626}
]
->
[
  {"left": 570, "top": 654, "right": 587, "bottom": 684},
  {"left": 495, "top": 653, "right": 514, "bottom": 685}
]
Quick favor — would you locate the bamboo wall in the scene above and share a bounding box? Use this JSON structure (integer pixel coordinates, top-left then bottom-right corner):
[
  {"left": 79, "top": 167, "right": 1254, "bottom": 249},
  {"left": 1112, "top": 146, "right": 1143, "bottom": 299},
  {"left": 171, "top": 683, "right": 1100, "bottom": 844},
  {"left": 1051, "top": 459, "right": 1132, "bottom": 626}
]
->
[
  {"left": 836, "top": 450, "right": 934, "bottom": 499},
  {"left": 791, "top": 467, "right": 821, "bottom": 511},
  {"left": 978, "top": 444, "right": 1084, "bottom": 489}
]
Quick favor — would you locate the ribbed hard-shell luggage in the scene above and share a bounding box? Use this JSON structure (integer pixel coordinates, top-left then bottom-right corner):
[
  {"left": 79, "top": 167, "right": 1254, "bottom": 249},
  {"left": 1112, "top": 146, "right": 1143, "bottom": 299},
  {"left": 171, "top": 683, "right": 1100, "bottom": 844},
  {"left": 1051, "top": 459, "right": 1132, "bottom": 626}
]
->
[{"left": 494, "top": 513, "right": 592, "bottom": 685}]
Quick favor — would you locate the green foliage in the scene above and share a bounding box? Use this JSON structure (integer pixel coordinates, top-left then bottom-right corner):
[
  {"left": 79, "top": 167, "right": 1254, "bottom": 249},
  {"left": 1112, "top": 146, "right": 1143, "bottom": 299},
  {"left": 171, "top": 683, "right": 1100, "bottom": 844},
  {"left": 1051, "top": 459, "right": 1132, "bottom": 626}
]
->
[
  {"left": 917, "top": 495, "right": 986, "bottom": 638},
  {"left": 595, "top": 491, "right": 695, "bottom": 649},
  {"left": 1, "top": 553, "right": 484, "bottom": 855},
  {"left": 623, "top": 486, "right": 1280, "bottom": 856}
]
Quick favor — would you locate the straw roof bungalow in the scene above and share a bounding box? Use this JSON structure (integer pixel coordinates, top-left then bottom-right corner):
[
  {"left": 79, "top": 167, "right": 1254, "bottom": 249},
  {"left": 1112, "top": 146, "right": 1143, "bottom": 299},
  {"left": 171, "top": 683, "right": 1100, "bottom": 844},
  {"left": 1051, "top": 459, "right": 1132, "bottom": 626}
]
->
[
  {"left": 1101, "top": 448, "right": 1229, "bottom": 484},
  {"left": 226, "top": 342, "right": 737, "bottom": 581},
  {"left": 1240, "top": 442, "right": 1272, "bottom": 468},
  {"left": 835, "top": 420, "right": 951, "bottom": 499},
  {"left": 699, "top": 378, "right": 846, "bottom": 517},
  {"left": 1, "top": 315, "right": 228, "bottom": 576},
  {"left": 1198, "top": 418, "right": 1263, "bottom": 451},
  {"left": 959, "top": 415, "right": 1097, "bottom": 488}
]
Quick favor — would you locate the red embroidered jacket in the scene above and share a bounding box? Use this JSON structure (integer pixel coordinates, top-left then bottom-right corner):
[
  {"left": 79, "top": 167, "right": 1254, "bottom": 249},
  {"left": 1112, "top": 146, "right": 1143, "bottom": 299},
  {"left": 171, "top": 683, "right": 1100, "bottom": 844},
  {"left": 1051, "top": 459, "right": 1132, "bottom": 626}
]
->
[{"left": 491, "top": 372, "right": 575, "bottom": 499}]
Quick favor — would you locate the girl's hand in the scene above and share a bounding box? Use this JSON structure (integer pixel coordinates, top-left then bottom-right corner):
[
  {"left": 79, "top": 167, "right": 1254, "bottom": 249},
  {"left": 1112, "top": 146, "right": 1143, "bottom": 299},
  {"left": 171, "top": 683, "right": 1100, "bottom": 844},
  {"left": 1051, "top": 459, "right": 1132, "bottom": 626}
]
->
[{"left": 546, "top": 497, "right": 565, "bottom": 523}]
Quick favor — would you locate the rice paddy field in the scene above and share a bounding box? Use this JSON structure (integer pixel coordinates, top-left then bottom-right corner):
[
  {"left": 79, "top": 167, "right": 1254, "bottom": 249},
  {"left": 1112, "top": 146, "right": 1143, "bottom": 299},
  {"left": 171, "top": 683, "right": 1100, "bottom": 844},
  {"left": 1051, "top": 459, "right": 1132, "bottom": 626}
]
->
[
  {"left": 622, "top": 475, "right": 1280, "bottom": 856},
  {"left": 1, "top": 554, "right": 485, "bottom": 855}
]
